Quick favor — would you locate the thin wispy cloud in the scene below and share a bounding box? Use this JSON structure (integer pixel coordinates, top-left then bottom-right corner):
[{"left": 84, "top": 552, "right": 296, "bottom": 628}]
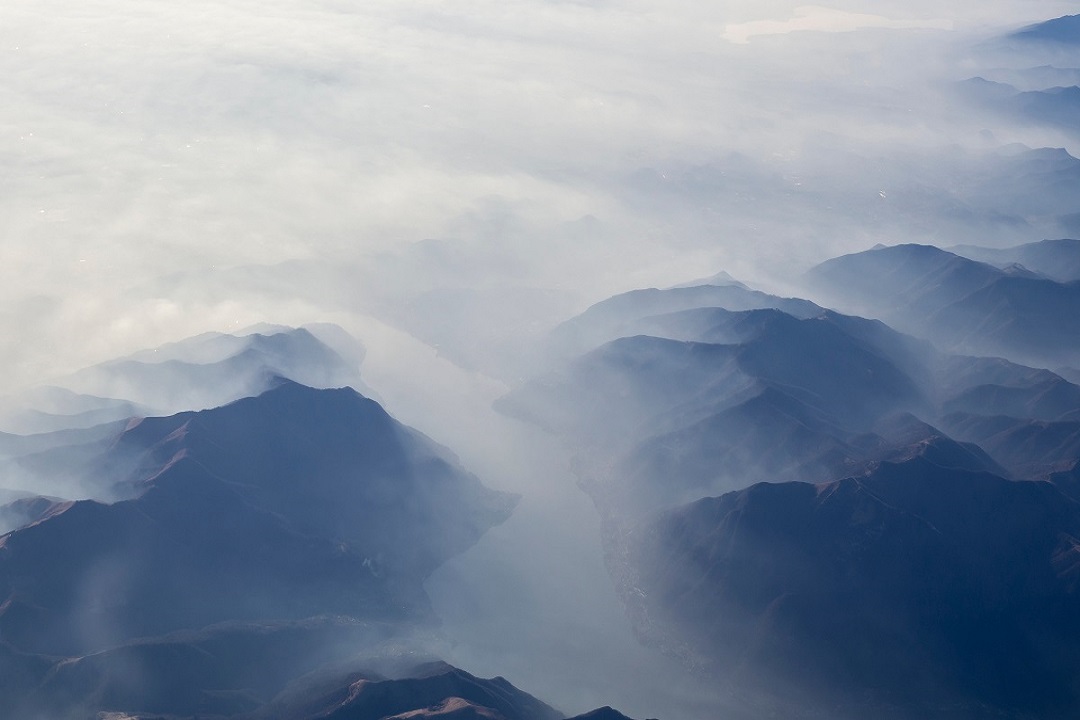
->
[{"left": 722, "top": 5, "right": 953, "bottom": 44}]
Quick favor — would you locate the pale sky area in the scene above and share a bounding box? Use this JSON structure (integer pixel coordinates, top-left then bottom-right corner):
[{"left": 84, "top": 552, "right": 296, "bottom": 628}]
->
[{"left": 0, "top": 0, "right": 1076, "bottom": 387}]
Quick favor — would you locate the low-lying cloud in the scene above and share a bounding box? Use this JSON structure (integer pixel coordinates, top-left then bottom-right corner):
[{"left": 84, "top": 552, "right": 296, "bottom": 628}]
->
[{"left": 0, "top": 0, "right": 1076, "bottom": 392}]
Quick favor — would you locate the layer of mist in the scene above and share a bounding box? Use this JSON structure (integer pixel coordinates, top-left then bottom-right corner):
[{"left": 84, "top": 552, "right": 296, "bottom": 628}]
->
[{"left": 1, "top": 4, "right": 1080, "bottom": 720}]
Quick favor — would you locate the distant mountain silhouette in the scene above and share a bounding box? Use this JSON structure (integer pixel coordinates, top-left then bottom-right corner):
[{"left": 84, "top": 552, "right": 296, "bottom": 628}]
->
[
  {"left": 804, "top": 243, "right": 1080, "bottom": 366},
  {"left": 951, "top": 238, "right": 1080, "bottom": 282},
  {"left": 1011, "top": 15, "right": 1080, "bottom": 45},
  {"left": 0, "top": 326, "right": 369, "bottom": 438},
  {"left": 511, "top": 305, "right": 1032, "bottom": 528},
  {"left": 942, "top": 375, "right": 1080, "bottom": 421},
  {"left": 941, "top": 411, "right": 1080, "bottom": 478},
  {"left": 954, "top": 145, "right": 1080, "bottom": 236},
  {"left": 548, "top": 283, "right": 822, "bottom": 359},
  {"left": 806, "top": 243, "right": 1002, "bottom": 317},
  {"left": 616, "top": 402, "right": 1007, "bottom": 518},
  {"left": 57, "top": 326, "right": 367, "bottom": 419},
  {"left": 668, "top": 270, "right": 749, "bottom": 289},
  {"left": 1014, "top": 85, "right": 1080, "bottom": 132},
  {"left": 0, "top": 385, "right": 144, "bottom": 436},
  {"left": 959, "top": 78, "right": 1080, "bottom": 138},
  {"left": 506, "top": 293, "right": 1080, "bottom": 519},
  {"left": 971, "top": 66, "right": 1080, "bottom": 93},
  {"left": 515, "top": 306, "right": 929, "bottom": 439}
]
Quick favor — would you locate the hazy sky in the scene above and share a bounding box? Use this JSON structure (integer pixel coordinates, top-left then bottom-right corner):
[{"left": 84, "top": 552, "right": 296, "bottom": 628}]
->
[{"left": 0, "top": 0, "right": 1077, "bottom": 388}]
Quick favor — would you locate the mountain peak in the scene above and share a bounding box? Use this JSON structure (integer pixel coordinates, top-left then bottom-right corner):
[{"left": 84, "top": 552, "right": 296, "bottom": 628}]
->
[
  {"left": 0, "top": 380, "right": 515, "bottom": 657},
  {"left": 1012, "top": 15, "right": 1080, "bottom": 45}
]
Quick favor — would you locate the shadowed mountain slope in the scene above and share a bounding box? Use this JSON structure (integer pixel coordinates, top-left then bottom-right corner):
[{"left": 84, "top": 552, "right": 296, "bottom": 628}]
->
[
  {"left": 549, "top": 283, "right": 823, "bottom": 360},
  {"left": 0, "top": 617, "right": 621, "bottom": 720},
  {"left": 1011, "top": 15, "right": 1080, "bottom": 45},
  {"left": 0, "top": 325, "right": 367, "bottom": 440},
  {"left": 258, "top": 661, "right": 562, "bottom": 720},
  {"left": 627, "top": 456, "right": 1080, "bottom": 719},
  {"left": 0, "top": 325, "right": 368, "bottom": 436},
  {"left": 804, "top": 243, "right": 1080, "bottom": 366},
  {"left": 64, "top": 326, "right": 367, "bottom": 416},
  {"left": 511, "top": 307, "right": 929, "bottom": 446},
  {"left": 0, "top": 380, "right": 516, "bottom": 657},
  {"left": 958, "top": 79, "right": 1080, "bottom": 139},
  {"left": 941, "top": 375, "right": 1080, "bottom": 421},
  {"left": 503, "top": 266, "right": 1080, "bottom": 718},
  {"left": 510, "top": 272, "right": 1080, "bottom": 506},
  {"left": 950, "top": 238, "right": 1080, "bottom": 282},
  {"left": 941, "top": 411, "right": 1080, "bottom": 478},
  {"left": 0, "top": 369, "right": 642, "bottom": 720},
  {"left": 565, "top": 709, "right": 639, "bottom": 720},
  {"left": 504, "top": 305, "right": 957, "bottom": 518}
]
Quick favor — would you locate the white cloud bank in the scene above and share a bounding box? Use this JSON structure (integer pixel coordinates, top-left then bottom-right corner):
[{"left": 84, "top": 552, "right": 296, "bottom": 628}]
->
[
  {"left": 0, "top": 0, "right": 1074, "bottom": 387},
  {"left": 722, "top": 5, "right": 953, "bottom": 44}
]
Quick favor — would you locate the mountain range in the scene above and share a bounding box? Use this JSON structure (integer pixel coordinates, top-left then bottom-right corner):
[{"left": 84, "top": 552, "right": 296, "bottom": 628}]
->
[
  {"left": 950, "top": 237, "right": 1080, "bottom": 282},
  {"left": 502, "top": 251, "right": 1080, "bottom": 718},
  {"left": 627, "top": 456, "right": 1080, "bottom": 719},
  {"left": 0, "top": 325, "right": 369, "bottom": 436},
  {"left": 0, "top": 328, "right": 643, "bottom": 719},
  {"left": 4, "top": 256, "right": 1080, "bottom": 717},
  {"left": 803, "top": 242, "right": 1080, "bottom": 367},
  {"left": 506, "top": 286, "right": 1078, "bottom": 514},
  {"left": 959, "top": 77, "right": 1080, "bottom": 139},
  {"left": 1011, "top": 14, "right": 1080, "bottom": 46}
]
